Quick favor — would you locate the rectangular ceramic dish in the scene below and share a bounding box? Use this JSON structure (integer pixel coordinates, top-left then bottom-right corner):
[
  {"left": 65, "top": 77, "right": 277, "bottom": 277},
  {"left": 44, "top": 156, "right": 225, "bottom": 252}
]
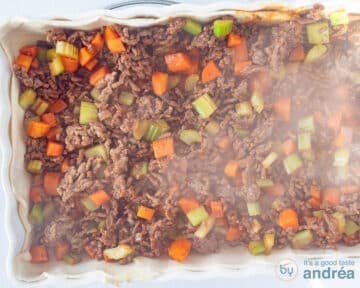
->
[{"left": 0, "top": 1, "right": 359, "bottom": 287}]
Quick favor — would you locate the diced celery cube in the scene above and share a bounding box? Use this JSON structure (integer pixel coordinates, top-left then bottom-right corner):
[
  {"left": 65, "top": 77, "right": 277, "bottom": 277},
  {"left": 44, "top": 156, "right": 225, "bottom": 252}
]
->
[
  {"left": 194, "top": 216, "right": 215, "bottom": 239},
  {"left": 306, "top": 22, "right": 329, "bottom": 44},
  {"left": 145, "top": 120, "right": 170, "bottom": 141},
  {"left": 344, "top": 219, "right": 359, "bottom": 236},
  {"left": 79, "top": 101, "right": 97, "bottom": 125},
  {"left": 305, "top": 44, "right": 327, "bottom": 63},
  {"left": 186, "top": 206, "right": 209, "bottom": 226},
  {"left": 250, "top": 90, "right": 264, "bottom": 113},
  {"left": 119, "top": 91, "right": 135, "bottom": 106},
  {"left": 329, "top": 9, "right": 349, "bottom": 26},
  {"left": 205, "top": 121, "right": 220, "bottom": 136},
  {"left": 298, "top": 116, "right": 315, "bottom": 133},
  {"left": 26, "top": 160, "right": 42, "bottom": 174},
  {"left": 192, "top": 93, "right": 217, "bottom": 118},
  {"left": 185, "top": 74, "right": 199, "bottom": 91},
  {"left": 56, "top": 41, "right": 79, "bottom": 59},
  {"left": 180, "top": 129, "right": 202, "bottom": 145},
  {"left": 19, "top": 89, "right": 37, "bottom": 110},
  {"left": 292, "top": 230, "right": 313, "bottom": 249},
  {"left": 183, "top": 19, "right": 202, "bottom": 36},
  {"left": 85, "top": 144, "right": 108, "bottom": 161},
  {"left": 247, "top": 202, "right": 261, "bottom": 216},
  {"left": 333, "top": 148, "right": 350, "bottom": 167},
  {"left": 262, "top": 152, "right": 278, "bottom": 168},
  {"left": 256, "top": 179, "right": 274, "bottom": 188},
  {"left": 235, "top": 101, "right": 253, "bottom": 117},
  {"left": 283, "top": 153, "right": 303, "bottom": 174},
  {"left": 248, "top": 240, "right": 265, "bottom": 255},
  {"left": 29, "top": 204, "right": 44, "bottom": 225},
  {"left": 298, "top": 133, "right": 311, "bottom": 151},
  {"left": 132, "top": 119, "right": 151, "bottom": 140},
  {"left": 213, "top": 19, "right": 233, "bottom": 38}
]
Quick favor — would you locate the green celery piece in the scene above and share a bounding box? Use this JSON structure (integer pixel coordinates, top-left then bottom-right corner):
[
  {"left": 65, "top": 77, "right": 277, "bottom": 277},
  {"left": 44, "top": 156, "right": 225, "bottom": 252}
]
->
[
  {"left": 332, "top": 212, "right": 345, "bottom": 234},
  {"left": 313, "top": 210, "right": 323, "bottom": 218},
  {"left": 145, "top": 120, "right": 170, "bottom": 141},
  {"left": 250, "top": 90, "right": 264, "bottom": 113},
  {"left": 26, "top": 160, "right": 42, "bottom": 174},
  {"left": 292, "top": 229, "right": 313, "bottom": 249},
  {"left": 35, "top": 101, "right": 49, "bottom": 116},
  {"left": 98, "top": 220, "right": 106, "bottom": 230},
  {"left": 80, "top": 197, "right": 98, "bottom": 212},
  {"left": 333, "top": 148, "right": 350, "bottom": 167},
  {"left": 247, "top": 202, "right": 261, "bottom": 216},
  {"left": 298, "top": 116, "right": 315, "bottom": 133},
  {"left": 46, "top": 48, "right": 57, "bottom": 61},
  {"left": 262, "top": 152, "right": 278, "bottom": 169},
  {"left": 329, "top": 9, "right": 349, "bottom": 26},
  {"left": 31, "top": 98, "right": 42, "bottom": 111},
  {"left": 56, "top": 41, "right": 79, "bottom": 59},
  {"left": 103, "top": 244, "right": 134, "bottom": 260},
  {"left": 305, "top": 45, "right": 327, "bottom": 63},
  {"left": 183, "top": 18, "right": 202, "bottom": 36},
  {"left": 205, "top": 120, "right": 220, "bottom": 136},
  {"left": 86, "top": 221, "right": 98, "bottom": 233},
  {"left": 256, "top": 179, "right": 274, "bottom": 188},
  {"left": 344, "top": 219, "right": 359, "bottom": 236},
  {"left": 298, "top": 133, "right": 311, "bottom": 151},
  {"left": 186, "top": 206, "right": 209, "bottom": 226},
  {"left": 263, "top": 233, "right": 275, "bottom": 254},
  {"left": 185, "top": 74, "right": 199, "bottom": 91},
  {"left": 179, "top": 129, "right": 202, "bottom": 145},
  {"left": 213, "top": 19, "right": 233, "bottom": 38},
  {"left": 132, "top": 119, "right": 151, "bottom": 140},
  {"left": 63, "top": 253, "right": 81, "bottom": 265},
  {"left": 131, "top": 161, "right": 148, "bottom": 178},
  {"left": 168, "top": 75, "right": 181, "bottom": 89},
  {"left": 90, "top": 88, "right": 100, "bottom": 101},
  {"left": 306, "top": 22, "right": 329, "bottom": 44},
  {"left": 248, "top": 240, "right": 265, "bottom": 255},
  {"left": 29, "top": 204, "right": 44, "bottom": 225},
  {"left": 194, "top": 216, "right": 216, "bottom": 239},
  {"left": 85, "top": 144, "right": 108, "bottom": 161},
  {"left": 235, "top": 101, "right": 253, "bottom": 117},
  {"left": 119, "top": 91, "right": 135, "bottom": 106},
  {"left": 283, "top": 153, "right": 303, "bottom": 174},
  {"left": 271, "top": 198, "right": 283, "bottom": 211},
  {"left": 43, "top": 202, "right": 55, "bottom": 218},
  {"left": 37, "top": 47, "right": 47, "bottom": 63},
  {"left": 192, "top": 93, "right": 217, "bottom": 119},
  {"left": 49, "top": 56, "right": 65, "bottom": 76},
  {"left": 19, "top": 89, "right": 37, "bottom": 110},
  {"left": 79, "top": 101, "right": 97, "bottom": 125},
  {"left": 235, "top": 128, "right": 250, "bottom": 139}
]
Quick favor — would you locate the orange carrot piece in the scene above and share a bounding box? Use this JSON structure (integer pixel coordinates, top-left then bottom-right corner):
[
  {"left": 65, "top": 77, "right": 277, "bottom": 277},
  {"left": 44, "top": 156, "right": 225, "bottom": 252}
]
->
[
  {"left": 84, "top": 58, "right": 98, "bottom": 71},
  {"left": 224, "top": 160, "right": 239, "bottom": 178},
  {"left": 168, "top": 238, "right": 192, "bottom": 262},
  {"left": 216, "top": 136, "right": 231, "bottom": 151},
  {"left": 15, "top": 54, "right": 33, "bottom": 72},
  {"left": 152, "top": 71, "right": 168, "bottom": 96},
  {"left": 91, "top": 32, "right": 104, "bottom": 51},
  {"left": 46, "top": 126, "right": 61, "bottom": 141},
  {"left": 27, "top": 121, "right": 50, "bottom": 139},
  {"left": 201, "top": 60, "right": 222, "bottom": 83},
  {"left": 54, "top": 242, "right": 71, "bottom": 261},
  {"left": 30, "top": 245, "right": 49, "bottom": 263},
  {"left": 233, "top": 38, "right": 249, "bottom": 62},
  {"left": 288, "top": 45, "right": 305, "bottom": 62},
  {"left": 227, "top": 32, "right": 243, "bottom": 48},
  {"left": 106, "top": 38, "right": 126, "bottom": 53},
  {"left": 282, "top": 138, "right": 296, "bottom": 156},
  {"left": 61, "top": 56, "right": 79, "bottom": 73},
  {"left": 46, "top": 141, "right": 64, "bottom": 157},
  {"left": 89, "top": 66, "right": 108, "bottom": 86},
  {"left": 88, "top": 190, "right": 110, "bottom": 206},
  {"left": 137, "top": 205, "right": 155, "bottom": 221},
  {"left": 20, "top": 45, "right": 38, "bottom": 58},
  {"left": 104, "top": 26, "right": 119, "bottom": 42},
  {"left": 322, "top": 188, "right": 340, "bottom": 206},
  {"left": 30, "top": 186, "right": 43, "bottom": 203},
  {"left": 310, "top": 185, "right": 321, "bottom": 200},
  {"left": 43, "top": 172, "right": 61, "bottom": 196},
  {"left": 164, "top": 53, "right": 193, "bottom": 73},
  {"left": 335, "top": 133, "right": 345, "bottom": 148},
  {"left": 41, "top": 113, "right": 57, "bottom": 128},
  {"left": 152, "top": 136, "right": 175, "bottom": 159},
  {"left": 31, "top": 58, "right": 40, "bottom": 69},
  {"left": 79, "top": 47, "right": 95, "bottom": 66},
  {"left": 278, "top": 208, "right": 299, "bottom": 230},
  {"left": 48, "top": 99, "right": 68, "bottom": 114},
  {"left": 61, "top": 158, "right": 70, "bottom": 173},
  {"left": 178, "top": 197, "right": 200, "bottom": 213},
  {"left": 263, "top": 183, "right": 285, "bottom": 197},
  {"left": 84, "top": 245, "right": 97, "bottom": 259},
  {"left": 234, "top": 60, "right": 251, "bottom": 75},
  {"left": 308, "top": 197, "right": 320, "bottom": 209},
  {"left": 273, "top": 97, "right": 291, "bottom": 122},
  {"left": 210, "top": 201, "right": 224, "bottom": 218},
  {"left": 340, "top": 185, "right": 359, "bottom": 194},
  {"left": 225, "top": 226, "right": 241, "bottom": 241}
]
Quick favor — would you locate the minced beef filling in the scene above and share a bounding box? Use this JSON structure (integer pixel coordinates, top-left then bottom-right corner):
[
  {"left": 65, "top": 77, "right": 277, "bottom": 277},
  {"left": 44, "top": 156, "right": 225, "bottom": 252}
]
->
[{"left": 14, "top": 5, "right": 359, "bottom": 264}]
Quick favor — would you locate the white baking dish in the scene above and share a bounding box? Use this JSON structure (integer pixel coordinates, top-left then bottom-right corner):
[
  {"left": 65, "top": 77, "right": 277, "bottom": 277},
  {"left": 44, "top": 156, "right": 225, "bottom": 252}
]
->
[{"left": 0, "top": 1, "right": 359, "bottom": 287}]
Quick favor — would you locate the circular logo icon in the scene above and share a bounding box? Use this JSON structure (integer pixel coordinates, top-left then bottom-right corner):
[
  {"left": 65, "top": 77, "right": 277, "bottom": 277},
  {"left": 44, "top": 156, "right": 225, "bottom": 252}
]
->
[{"left": 276, "top": 259, "right": 298, "bottom": 281}]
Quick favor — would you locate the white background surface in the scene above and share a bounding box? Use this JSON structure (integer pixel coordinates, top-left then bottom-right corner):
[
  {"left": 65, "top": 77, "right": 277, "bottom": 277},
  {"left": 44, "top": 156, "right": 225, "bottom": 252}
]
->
[{"left": 0, "top": 1, "right": 358, "bottom": 287}]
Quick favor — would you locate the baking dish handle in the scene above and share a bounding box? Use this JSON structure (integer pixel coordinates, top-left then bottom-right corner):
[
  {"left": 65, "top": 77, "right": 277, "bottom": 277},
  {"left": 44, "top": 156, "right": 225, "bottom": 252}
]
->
[{"left": 106, "top": 0, "right": 179, "bottom": 10}]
